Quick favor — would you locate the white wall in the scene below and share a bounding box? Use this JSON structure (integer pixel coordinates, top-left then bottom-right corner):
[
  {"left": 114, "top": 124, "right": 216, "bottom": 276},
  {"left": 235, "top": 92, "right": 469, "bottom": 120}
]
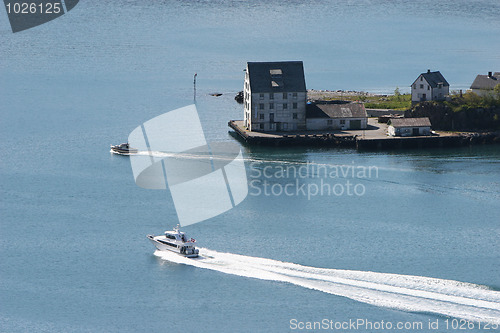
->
[
  {"left": 388, "top": 125, "right": 396, "bottom": 136},
  {"left": 306, "top": 118, "right": 367, "bottom": 131},
  {"left": 411, "top": 75, "right": 431, "bottom": 102},
  {"left": 306, "top": 118, "right": 336, "bottom": 131},
  {"left": 431, "top": 85, "right": 449, "bottom": 100},
  {"left": 470, "top": 88, "right": 495, "bottom": 97},
  {"left": 389, "top": 126, "right": 431, "bottom": 136},
  {"left": 248, "top": 91, "right": 306, "bottom": 132}
]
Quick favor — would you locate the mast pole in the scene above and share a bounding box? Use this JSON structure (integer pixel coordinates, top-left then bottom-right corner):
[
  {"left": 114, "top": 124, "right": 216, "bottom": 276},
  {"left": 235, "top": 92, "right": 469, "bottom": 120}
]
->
[{"left": 193, "top": 73, "right": 197, "bottom": 101}]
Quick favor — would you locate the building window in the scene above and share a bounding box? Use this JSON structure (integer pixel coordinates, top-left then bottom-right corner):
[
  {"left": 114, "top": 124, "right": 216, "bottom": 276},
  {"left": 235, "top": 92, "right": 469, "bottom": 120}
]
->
[
  {"left": 270, "top": 93, "right": 274, "bottom": 100},
  {"left": 427, "top": 85, "right": 430, "bottom": 90},
  {"left": 413, "top": 84, "right": 416, "bottom": 89},
  {"left": 420, "top": 84, "right": 424, "bottom": 89},
  {"left": 327, "top": 120, "right": 333, "bottom": 125},
  {"left": 293, "top": 93, "right": 297, "bottom": 99},
  {"left": 259, "top": 93, "right": 264, "bottom": 100},
  {"left": 283, "top": 122, "right": 288, "bottom": 130},
  {"left": 283, "top": 103, "right": 288, "bottom": 109},
  {"left": 420, "top": 77, "right": 423, "bottom": 81},
  {"left": 260, "top": 123, "right": 264, "bottom": 130},
  {"left": 340, "top": 120, "right": 346, "bottom": 125},
  {"left": 293, "top": 103, "right": 297, "bottom": 109},
  {"left": 259, "top": 103, "right": 264, "bottom": 110},
  {"left": 259, "top": 113, "right": 264, "bottom": 120},
  {"left": 283, "top": 93, "right": 287, "bottom": 99},
  {"left": 277, "top": 110, "right": 287, "bottom": 117},
  {"left": 293, "top": 113, "right": 297, "bottom": 119},
  {"left": 269, "top": 103, "right": 274, "bottom": 109}
]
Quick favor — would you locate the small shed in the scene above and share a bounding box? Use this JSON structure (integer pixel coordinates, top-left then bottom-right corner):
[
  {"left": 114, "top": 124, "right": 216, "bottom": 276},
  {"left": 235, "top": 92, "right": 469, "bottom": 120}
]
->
[
  {"left": 388, "top": 117, "right": 432, "bottom": 137},
  {"left": 306, "top": 102, "right": 368, "bottom": 130}
]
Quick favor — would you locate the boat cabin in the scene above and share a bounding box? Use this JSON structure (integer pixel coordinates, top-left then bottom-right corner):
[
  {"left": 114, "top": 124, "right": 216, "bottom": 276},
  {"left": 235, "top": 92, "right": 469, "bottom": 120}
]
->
[{"left": 165, "top": 231, "right": 188, "bottom": 242}]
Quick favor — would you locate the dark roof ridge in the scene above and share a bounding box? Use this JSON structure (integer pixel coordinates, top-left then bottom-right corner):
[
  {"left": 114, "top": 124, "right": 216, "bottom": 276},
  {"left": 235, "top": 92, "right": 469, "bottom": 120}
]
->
[
  {"left": 411, "top": 70, "right": 449, "bottom": 88},
  {"left": 247, "top": 61, "right": 306, "bottom": 93}
]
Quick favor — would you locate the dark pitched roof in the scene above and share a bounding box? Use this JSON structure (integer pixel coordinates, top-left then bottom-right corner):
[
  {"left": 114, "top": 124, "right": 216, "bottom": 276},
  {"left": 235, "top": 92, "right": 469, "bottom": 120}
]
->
[
  {"left": 470, "top": 73, "right": 500, "bottom": 90},
  {"left": 412, "top": 70, "right": 449, "bottom": 88},
  {"left": 389, "top": 117, "right": 431, "bottom": 128},
  {"left": 306, "top": 103, "right": 367, "bottom": 119},
  {"left": 247, "top": 61, "right": 306, "bottom": 93}
]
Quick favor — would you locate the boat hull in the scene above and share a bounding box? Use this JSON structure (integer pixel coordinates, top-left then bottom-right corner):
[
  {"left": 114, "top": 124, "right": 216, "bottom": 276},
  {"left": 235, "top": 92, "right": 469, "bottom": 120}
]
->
[
  {"left": 147, "top": 235, "right": 199, "bottom": 258},
  {"left": 110, "top": 143, "right": 138, "bottom": 155},
  {"left": 110, "top": 148, "right": 138, "bottom": 155}
]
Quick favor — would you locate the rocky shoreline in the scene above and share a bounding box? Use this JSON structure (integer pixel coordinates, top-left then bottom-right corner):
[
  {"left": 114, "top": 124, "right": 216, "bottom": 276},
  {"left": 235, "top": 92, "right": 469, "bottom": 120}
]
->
[{"left": 307, "top": 89, "right": 380, "bottom": 101}]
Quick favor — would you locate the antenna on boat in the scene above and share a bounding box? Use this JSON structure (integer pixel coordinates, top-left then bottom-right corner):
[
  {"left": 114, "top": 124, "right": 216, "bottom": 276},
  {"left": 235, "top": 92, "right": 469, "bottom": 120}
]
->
[
  {"left": 174, "top": 224, "right": 180, "bottom": 232},
  {"left": 193, "top": 73, "right": 197, "bottom": 102}
]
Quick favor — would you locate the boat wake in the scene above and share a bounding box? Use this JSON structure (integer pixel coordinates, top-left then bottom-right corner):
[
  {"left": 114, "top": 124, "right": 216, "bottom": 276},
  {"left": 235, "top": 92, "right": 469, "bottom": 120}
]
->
[{"left": 154, "top": 248, "right": 500, "bottom": 324}]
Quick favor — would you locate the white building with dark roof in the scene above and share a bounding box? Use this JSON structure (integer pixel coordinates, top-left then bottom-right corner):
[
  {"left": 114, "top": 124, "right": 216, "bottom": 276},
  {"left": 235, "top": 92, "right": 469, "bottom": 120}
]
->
[
  {"left": 411, "top": 70, "right": 449, "bottom": 104},
  {"left": 470, "top": 71, "right": 500, "bottom": 96},
  {"left": 306, "top": 102, "right": 368, "bottom": 130},
  {"left": 388, "top": 117, "right": 432, "bottom": 137},
  {"left": 243, "top": 61, "right": 307, "bottom": 132}
]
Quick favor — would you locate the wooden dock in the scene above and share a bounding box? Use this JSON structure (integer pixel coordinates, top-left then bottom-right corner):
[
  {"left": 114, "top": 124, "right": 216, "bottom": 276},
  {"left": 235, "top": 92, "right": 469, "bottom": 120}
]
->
[
  {"left": 228, "top": 120, "right": 356, "bottom": 146},
  {"left": 228, "top": 120, "right": 498, "bottom": 150}
]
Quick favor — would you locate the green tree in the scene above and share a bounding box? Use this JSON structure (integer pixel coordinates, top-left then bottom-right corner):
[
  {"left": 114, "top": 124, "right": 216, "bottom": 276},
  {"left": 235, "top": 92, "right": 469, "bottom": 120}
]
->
[
  {"left": 494, "top": 83, "right": 500, "bottom": 99},
  {"left": 394, "top": 87, "right": 401, "bottom": 101},
  {"left": 463, "top": 91, "right": 481, "bottom": 107}
]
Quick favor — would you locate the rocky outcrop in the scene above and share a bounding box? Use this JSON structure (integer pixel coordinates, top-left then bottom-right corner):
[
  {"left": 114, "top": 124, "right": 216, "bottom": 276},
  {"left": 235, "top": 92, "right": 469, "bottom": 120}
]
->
[{"left": 406, "top": 101, "right": 500, "bottom": 131}]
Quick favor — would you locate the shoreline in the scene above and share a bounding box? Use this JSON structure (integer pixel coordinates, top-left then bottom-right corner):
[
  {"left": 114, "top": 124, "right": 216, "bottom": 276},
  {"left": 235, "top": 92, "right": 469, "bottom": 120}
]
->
[
  {"left": 307, "top": 89, "right": 385, "bottom": 101},
  {"left": 228, "top": 119, "right": 500, "bottom": 150}
]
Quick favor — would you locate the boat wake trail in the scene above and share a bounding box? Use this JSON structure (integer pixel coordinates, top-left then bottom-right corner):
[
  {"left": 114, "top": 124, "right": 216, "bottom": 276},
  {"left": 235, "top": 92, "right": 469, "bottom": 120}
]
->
[{"left": 155, "top": 249, "right": 500, "bottom": 324}]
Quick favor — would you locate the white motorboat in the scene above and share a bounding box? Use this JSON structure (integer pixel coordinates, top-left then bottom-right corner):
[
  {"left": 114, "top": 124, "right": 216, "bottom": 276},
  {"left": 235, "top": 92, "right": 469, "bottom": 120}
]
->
[
  {"left": 147, "top": 225, "right": 200, "bottom": 258},
  {"left": 110, "top": 142, "right": 138, "bottom": 155}
]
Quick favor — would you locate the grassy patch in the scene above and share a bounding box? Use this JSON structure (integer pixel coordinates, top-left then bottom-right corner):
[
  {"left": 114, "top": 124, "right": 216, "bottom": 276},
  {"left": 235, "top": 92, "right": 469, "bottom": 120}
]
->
[
  {"left": 364, "top": 94, "right": 411, "bottom": 110},
  {"left": 321, "top": 92, "right": 412, "bottom": 111}
]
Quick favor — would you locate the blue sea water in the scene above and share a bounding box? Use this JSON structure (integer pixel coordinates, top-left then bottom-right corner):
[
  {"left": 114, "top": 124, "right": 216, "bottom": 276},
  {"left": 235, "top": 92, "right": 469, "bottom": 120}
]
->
[{"left": 1, "top": 1, "right": 500, "bottom": 332}]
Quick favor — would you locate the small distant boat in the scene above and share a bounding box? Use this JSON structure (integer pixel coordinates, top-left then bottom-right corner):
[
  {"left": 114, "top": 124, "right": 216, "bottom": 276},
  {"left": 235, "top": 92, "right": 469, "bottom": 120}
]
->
[
  {"left": 147, "top": 225, "right": 200, "bottom": 258},
  {"left": 234, "top": 91, "right": 244, "bottom": 104},
  {"left": 110, "top": 142, "right": 138, "bottom": 155}
]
